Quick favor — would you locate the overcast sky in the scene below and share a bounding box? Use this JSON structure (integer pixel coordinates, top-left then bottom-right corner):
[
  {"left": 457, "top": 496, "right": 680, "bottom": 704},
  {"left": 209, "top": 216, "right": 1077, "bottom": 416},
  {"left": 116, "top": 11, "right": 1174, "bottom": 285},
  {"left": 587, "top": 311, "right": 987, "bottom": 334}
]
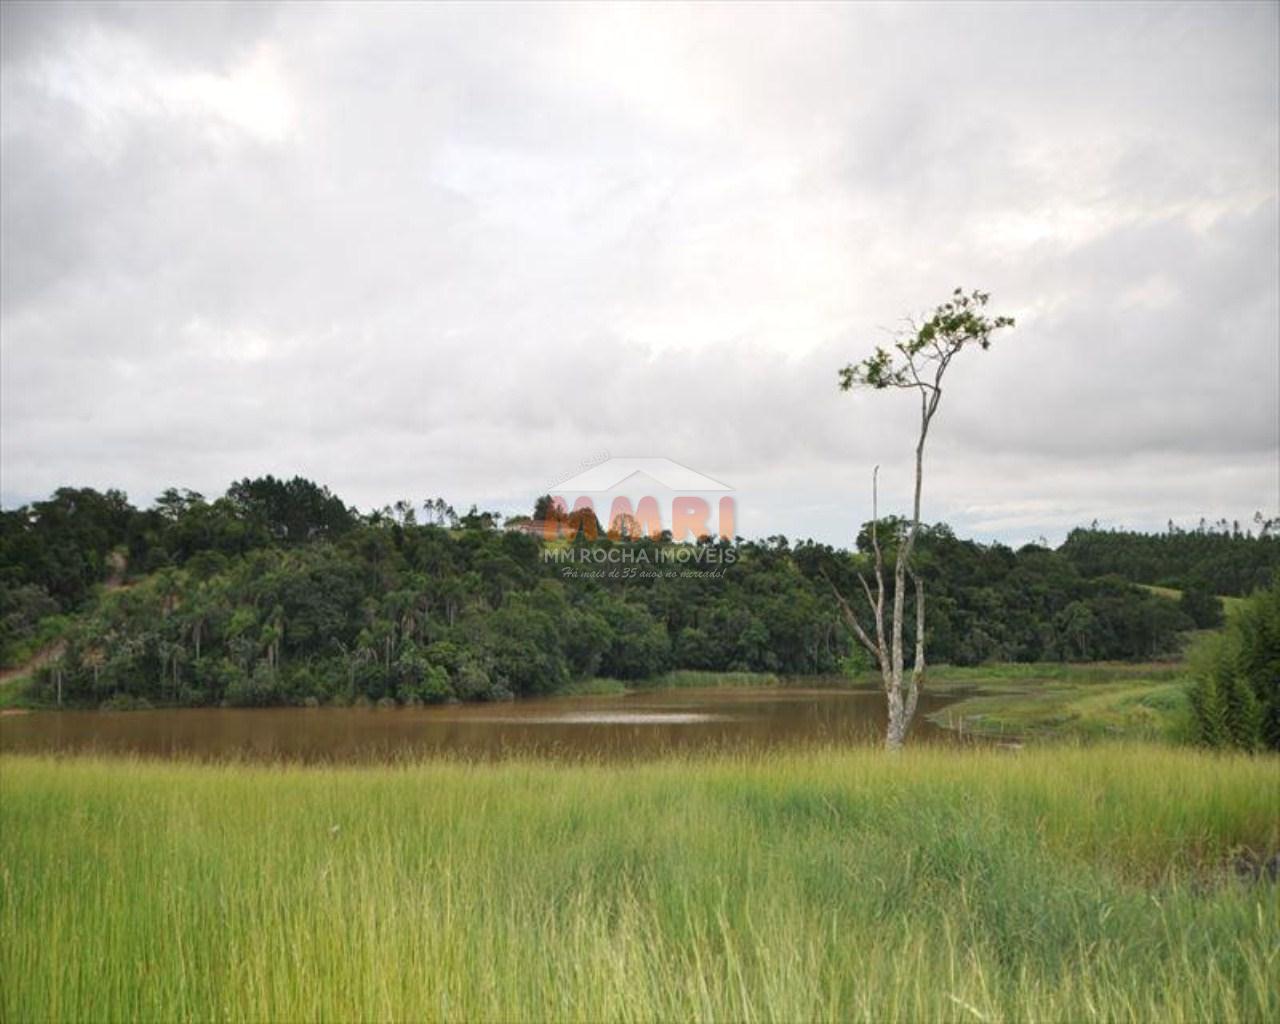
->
[{"left": 2, "top": 1, "right": 1277, "bottom": 546}]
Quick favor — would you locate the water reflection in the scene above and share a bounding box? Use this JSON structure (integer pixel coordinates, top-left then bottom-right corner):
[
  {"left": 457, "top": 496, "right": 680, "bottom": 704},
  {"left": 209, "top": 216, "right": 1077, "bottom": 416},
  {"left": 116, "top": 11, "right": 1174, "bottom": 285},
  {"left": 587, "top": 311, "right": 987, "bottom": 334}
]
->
[{"left": 0, "top": 684, "right": 961, "bottom": 763}]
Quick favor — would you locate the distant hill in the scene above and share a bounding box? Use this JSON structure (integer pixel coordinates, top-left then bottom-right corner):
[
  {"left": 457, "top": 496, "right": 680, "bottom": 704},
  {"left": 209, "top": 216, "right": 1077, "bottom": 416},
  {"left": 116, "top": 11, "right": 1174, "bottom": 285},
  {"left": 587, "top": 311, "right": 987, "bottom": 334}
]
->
[{"left": 1060, "top": 521, "right": 1277, "bottom": 597}]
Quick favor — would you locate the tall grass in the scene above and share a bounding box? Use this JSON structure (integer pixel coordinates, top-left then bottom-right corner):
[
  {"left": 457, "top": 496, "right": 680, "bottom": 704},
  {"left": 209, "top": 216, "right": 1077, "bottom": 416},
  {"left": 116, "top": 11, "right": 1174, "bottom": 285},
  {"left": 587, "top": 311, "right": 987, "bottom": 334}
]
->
[
  {"left": 573, "top": 670, "right": 783, "bottom": 694},
  {"left": 930, "top": 680, "right": 1196, "bottom": 742},
  {"left": 645, "top": 669, "right": 783, "bottom": 688},
  {"left": 2, "top": 746, "right": 1277, "bottom": 1022},
  {"left": 922, "top": 661, "right": 1187, "bottom": 687}
]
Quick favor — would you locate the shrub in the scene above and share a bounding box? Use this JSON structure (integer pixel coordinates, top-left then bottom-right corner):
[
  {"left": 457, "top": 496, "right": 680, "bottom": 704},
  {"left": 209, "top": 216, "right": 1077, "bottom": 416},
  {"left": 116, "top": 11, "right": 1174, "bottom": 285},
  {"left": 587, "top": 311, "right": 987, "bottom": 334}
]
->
[
  {"left": 452, "top": 659, "right": 493, "bottom": 701},
  {"left": 417, "top": 664, "right": 452, "bottom": 703},
  {"left": 1179, "top": 585, "right": 1225, "bottom": 629},
  {"left": 1188, "top": 576, "right": 1280, "bottom": 750}
]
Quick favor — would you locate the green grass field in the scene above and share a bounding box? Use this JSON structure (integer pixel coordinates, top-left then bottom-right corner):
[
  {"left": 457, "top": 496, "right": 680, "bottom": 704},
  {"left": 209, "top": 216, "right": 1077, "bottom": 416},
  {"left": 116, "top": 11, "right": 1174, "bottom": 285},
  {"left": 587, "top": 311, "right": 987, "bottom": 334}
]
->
[
  {"left": 3, "top": 746, "right": 1276, "bottom": 1022},
  {"left": 921, "top": 662, "right": 1197, "bottom": 742}
]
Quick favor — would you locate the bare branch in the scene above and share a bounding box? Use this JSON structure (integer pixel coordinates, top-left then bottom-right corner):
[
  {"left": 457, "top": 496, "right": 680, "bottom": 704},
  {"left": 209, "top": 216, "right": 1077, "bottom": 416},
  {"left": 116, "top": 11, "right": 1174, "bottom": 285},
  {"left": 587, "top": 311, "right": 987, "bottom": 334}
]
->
[
  {"left": 855, "top": 570, "right": 877, "bottom": 613},
  {"left": 821, "top": 569, "right": 879, "bottom": 661}
]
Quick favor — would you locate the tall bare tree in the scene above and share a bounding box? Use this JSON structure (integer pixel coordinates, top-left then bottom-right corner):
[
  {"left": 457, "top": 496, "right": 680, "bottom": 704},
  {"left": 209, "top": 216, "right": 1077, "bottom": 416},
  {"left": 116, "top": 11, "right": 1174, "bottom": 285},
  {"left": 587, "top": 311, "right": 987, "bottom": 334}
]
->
[{"left": 834, "top": 288, "right": 1014, "bottom": 749}]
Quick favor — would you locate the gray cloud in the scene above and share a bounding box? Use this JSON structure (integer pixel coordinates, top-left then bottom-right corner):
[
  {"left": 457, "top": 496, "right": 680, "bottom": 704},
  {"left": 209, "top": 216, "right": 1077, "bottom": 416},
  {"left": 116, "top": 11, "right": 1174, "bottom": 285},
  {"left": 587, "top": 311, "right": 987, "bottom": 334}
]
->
[{"left": 2, "top": 1, "right": 1276, "bottom": 545}]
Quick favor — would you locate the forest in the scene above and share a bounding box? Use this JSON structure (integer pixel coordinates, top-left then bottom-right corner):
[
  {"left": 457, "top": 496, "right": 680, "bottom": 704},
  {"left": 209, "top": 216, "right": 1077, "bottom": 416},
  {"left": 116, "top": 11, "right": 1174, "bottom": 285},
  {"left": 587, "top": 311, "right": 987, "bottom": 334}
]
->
[
  {"left": 1, "top": 476, "right": 1276, "bottom": 709},
  {"left": 1059, "top": 519, "right": 1278, "bottom": 596}
]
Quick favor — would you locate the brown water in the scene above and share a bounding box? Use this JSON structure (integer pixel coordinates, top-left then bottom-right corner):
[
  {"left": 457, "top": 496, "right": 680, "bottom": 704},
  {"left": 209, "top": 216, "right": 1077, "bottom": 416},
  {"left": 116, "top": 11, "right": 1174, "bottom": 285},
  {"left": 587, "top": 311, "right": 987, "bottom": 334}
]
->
[{"left": 0, "top": 684, "right": 961, "bottom": 763}]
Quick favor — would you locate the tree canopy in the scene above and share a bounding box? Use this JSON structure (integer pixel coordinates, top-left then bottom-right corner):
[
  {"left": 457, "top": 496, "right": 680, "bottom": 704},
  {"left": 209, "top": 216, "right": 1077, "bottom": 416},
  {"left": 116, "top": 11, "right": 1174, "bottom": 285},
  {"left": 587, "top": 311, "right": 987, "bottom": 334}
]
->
[{"left": 0, "top": 478, "right": 1236, "bottom": 708}]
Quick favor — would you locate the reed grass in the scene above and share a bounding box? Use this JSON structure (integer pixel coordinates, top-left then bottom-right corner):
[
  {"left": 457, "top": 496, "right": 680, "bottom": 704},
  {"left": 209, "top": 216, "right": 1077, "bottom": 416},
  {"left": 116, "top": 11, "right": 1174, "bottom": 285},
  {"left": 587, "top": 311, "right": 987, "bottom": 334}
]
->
[{"left": 2, "top": 745, "right": 1276, "bottom": 1022}]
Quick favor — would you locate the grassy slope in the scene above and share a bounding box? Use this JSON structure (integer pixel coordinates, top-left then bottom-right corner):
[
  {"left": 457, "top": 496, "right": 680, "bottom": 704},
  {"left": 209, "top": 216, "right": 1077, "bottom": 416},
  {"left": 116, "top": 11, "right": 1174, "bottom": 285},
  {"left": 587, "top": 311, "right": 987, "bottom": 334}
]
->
[
  {"left": 2, "top": 747, "right": 1276, "bottom": 1023},
  {"left": 0, "top": 625, "right": 69, "bottom": 709},
  {"left": 922, "top": 662, "right": 1196, "bottom": 742},
  {"left": 1137, "top": 582, "right": 1247, "bottom": 616}
]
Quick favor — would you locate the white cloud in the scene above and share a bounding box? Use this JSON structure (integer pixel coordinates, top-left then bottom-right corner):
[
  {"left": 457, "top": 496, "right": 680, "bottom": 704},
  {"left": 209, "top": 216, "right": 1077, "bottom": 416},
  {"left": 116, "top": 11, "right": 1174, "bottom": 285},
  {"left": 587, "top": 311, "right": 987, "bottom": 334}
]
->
[{"left": 1, "top": 2, "right": 1276, "bottom": 545}]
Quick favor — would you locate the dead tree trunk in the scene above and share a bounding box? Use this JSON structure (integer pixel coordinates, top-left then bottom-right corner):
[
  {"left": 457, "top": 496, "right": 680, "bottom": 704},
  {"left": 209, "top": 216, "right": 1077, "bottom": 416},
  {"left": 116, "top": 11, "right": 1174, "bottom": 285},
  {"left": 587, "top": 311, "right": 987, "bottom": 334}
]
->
[{"left": 829, "top": 461, "right": 928, "bottom": 750}]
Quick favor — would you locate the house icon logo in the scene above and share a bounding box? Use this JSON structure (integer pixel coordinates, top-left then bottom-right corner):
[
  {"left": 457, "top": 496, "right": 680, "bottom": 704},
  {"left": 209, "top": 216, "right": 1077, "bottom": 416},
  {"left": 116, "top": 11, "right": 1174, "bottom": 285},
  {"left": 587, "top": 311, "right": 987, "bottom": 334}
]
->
[
  {"left": 553, "top": 457, "right": 732, "bottom": 494},
  {"left": 518, "top": 457, "right": 737, "bottom": 542}
]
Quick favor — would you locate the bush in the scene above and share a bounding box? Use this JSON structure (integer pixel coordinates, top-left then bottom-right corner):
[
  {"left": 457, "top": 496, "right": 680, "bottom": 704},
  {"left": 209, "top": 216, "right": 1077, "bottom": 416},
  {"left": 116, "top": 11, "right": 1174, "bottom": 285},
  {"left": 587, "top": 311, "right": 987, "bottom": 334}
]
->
[
  {"left": 392, "top": 645, "right": 455, "bottom": 703},
  {"left": 452, "top": 659, "right": 493, "bottom": 701},
  {"left": 1188, "top": 576, "right": 1280, "bottom": 751},
  {"left": 1179, "top": 585, "right": 1224, "bottom": 629},
  {"left": 418, "top": 664, "right": 452, "bottom": 703}
]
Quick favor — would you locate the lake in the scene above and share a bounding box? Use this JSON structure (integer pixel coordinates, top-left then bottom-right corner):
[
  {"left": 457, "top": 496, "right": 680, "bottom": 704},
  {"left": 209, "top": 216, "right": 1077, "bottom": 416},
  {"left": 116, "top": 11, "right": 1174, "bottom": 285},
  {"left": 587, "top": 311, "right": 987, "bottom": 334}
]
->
[{"left": 0, "top": 684, "right": 962, "bottom": 763}]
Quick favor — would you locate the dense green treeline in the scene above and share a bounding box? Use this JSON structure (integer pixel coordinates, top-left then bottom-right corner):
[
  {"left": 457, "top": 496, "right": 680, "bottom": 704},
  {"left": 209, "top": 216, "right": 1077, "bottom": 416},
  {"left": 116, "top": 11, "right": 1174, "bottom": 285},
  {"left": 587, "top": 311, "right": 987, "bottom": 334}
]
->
[
  {"left": 816, "top": 519, "right": 1199, "bottom": 666},
  {"left": 1060, "top": 518, "right": 1278, "bottom": 597},
  {"left": 0, "top": 477, "right": 1248, "bottom": 708}
]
